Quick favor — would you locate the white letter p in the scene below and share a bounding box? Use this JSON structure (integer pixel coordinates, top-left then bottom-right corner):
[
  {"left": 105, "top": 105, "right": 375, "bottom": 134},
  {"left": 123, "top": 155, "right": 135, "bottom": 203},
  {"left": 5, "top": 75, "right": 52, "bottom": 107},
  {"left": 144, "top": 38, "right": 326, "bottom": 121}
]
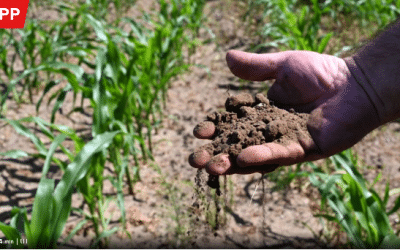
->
[
  {"left": 11, "top": 8, "right": 20, "bottom": 20},
  {"left": 0, "top": 8, "right": 9, "bottom": 20}
]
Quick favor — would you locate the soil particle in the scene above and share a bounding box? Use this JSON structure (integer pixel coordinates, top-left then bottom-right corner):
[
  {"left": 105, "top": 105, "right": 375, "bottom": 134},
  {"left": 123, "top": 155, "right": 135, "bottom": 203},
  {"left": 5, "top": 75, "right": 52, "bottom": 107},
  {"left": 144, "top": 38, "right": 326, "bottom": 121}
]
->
[{"left": 198, "top": 93, "right": 311, "bottom": 168}]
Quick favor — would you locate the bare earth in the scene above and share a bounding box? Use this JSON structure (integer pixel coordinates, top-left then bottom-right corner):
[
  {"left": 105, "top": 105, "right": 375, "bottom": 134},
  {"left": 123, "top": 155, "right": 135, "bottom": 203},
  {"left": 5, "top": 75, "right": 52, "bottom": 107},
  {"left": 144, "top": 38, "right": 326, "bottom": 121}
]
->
[{"left": 1, "top": 0, "right": 400, "bottom": 248}]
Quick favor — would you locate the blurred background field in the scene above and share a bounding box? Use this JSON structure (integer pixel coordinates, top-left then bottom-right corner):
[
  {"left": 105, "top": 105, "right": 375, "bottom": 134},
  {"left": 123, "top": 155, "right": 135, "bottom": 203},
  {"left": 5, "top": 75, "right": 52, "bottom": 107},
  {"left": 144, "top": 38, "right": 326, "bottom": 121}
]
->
[{"left": 0, "top": 0, "right": 400, "bottom": 248}]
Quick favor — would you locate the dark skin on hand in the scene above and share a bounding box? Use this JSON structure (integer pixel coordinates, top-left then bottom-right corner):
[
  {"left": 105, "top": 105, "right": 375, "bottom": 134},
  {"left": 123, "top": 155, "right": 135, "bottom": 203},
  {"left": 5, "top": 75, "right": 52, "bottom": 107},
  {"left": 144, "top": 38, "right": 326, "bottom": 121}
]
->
[{"left": 189, "top": 50, "right": 381, "bottom": 175}]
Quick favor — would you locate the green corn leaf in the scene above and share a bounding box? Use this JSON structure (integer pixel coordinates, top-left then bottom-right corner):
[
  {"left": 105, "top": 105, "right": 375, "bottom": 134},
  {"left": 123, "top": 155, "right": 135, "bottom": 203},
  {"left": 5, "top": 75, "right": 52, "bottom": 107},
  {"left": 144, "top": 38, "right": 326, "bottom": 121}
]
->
[
  {"left": 317, "top": 33, "right": 333, "bottom": 53},
  {"left": 48, "top": 131, "right": 118, "bottom": 244},
  {"left": 319, "top": 174, "right": 342, "bottom": 197},
  {"left": 9, "top": 207, "right": 27, "bottom": 238},
  {"left": 328, "top": 195, "right": 365, "bottom": 248},
  {"left": 387, "top": 195, "right": 400, "bottom": 215},
  {"left": 123, "top": 17, "right": 148, "bottom": 45},
  {"left": 36, "top": 80, "right": 58, "bottom": 114},
  {"left": 310, "top": 0, "right": 321, "bottom": 18},
  {"left": 85, "top": 13, "right": 107, "bottom": 42},
  {"left": 53, "top": 131, "right": 119, "bottom": 203},
  {"left": 379, "top": 234, "right": 400, "bottom": 248},
  {"left": 389, "top": 187, "right": 400, "bottom": 196},
  {"left": 95, "top": 48, "right": 106, "bottom": 83},
  {"left": 28, "top": 178, "right": 55, "bottom": 248},
  {"left": 313, "top": 213, "right": 338, "bottom": 222},
  {"left": 105, "top": 36, "right": 121, "bottom": 83},
  {"left": 297, "top": 6, "right": 308, "bottom": 33},
  {"left": 2, "top": 65, "right": 45, "bottom": 107},
  {"left": 46, "top": 88, "right": 63, "bottom": 108},
  {"left": 20, "top": 117, "right": 54, "bottom": 141},
  {"left": 16, "top": 117, "right": 72, "bottom": 168},
  {"left": 50, "top": 85, "right": 70, "bottom": 124},
  {"left": 383, "top": 181, "right": 390, "bottom": 208},
  {"left": 0, "top": 150, "right": 29, "bottom": 159},
  {"left": 57, "top": 46, "right": 92, "bottom": 58},
  {"left": 93, "top": 78, "right": 109, "bottom": 136},
  {"left": 41, "top": 63, "right": 85, "bottom": 95},
  {"left": 0, "top": 118, "right": 47, "bottom": 156},
  {"left": 46, "top": 190, "right": 72, "bottom": 248},
  {"left": 369, "top": 188, "right": 385, "bottom": 213},
  {"left": 42, "top": 134, "right": 68, "bottom": 179},
  {"left": 56, "top": 68, "right": 81, "bottom": 93},
  {"left": 1, "top": 117, "right": 66, "bottom": 169},
  {"left": 91, "top": 227, "right": 119, "bottom": 248},
  {"left": 370, "top": 172, "right": 382, "bottom": 189},
  {"left": 0, "top": 222, "right": 21, "bottom": 248},
  {"left": 48, "top": 123, "right": 85, "bottom": 157},
  {"left": 46, "top": 62, "right": 84, "bottom": 79},
  {"left": 346, "top": 175, "right": 372, "bottom": 236},
  {"left": 62, "top": 219, "right": 88, "bottom": 245},
  {"left": 333, "top": 153, "right": 366, "bottom": 190},
  {"left": 367, "top": 191, "right": 393, "bottom": 236}
]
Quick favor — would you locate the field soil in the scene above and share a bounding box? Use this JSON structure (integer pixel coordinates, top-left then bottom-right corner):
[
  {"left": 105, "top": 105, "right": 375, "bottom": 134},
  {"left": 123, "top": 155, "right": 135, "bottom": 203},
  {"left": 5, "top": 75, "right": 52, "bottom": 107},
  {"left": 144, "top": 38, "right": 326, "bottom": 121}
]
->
[
  {"left": 1, "top": 0, "right": 400, "bottom": 248},
  {"left": 190, "top": 93, "right": 311, "bottom": 175}
]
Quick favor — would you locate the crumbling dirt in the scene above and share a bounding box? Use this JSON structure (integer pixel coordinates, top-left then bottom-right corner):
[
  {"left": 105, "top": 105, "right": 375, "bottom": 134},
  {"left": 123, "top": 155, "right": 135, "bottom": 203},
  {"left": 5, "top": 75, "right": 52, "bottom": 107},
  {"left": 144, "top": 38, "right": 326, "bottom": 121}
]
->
[{"left": 193, "top": 92, "right": 311, "bottom": 169}]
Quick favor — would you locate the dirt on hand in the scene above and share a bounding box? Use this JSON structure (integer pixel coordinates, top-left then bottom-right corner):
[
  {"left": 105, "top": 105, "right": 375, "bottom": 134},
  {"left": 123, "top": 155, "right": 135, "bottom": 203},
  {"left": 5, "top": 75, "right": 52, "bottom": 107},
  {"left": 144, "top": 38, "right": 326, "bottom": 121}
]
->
[{"left": 194, "top": 92, "right": 312, "bottom": 172}]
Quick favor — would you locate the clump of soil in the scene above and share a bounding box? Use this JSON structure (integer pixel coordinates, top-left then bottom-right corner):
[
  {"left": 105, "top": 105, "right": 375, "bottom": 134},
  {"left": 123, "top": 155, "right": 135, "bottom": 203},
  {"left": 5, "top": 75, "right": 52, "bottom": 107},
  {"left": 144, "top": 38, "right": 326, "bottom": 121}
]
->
[{"left": 194, "top": 92, "right": 312, "bottom": 170}]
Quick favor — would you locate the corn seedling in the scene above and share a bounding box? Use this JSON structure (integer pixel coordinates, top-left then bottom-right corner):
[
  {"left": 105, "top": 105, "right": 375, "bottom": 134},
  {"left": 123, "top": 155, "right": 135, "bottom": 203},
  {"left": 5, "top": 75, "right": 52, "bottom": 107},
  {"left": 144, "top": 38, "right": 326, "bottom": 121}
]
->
[
  {"left": 0, "top": 119, "right": 119, "bottom": 248},
  {"left": 253, "top": 0, "right": 333, "bottom": 52},
  {"left": 307, "top": 149, "right": 400, "bottom": 248},
  {"left": 320, "top": 0, "right": 400, "bottom": 29}
]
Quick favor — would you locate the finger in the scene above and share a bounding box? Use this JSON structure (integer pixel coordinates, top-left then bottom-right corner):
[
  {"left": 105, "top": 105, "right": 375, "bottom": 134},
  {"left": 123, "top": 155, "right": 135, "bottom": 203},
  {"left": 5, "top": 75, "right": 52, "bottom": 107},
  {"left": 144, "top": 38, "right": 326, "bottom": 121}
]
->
[
  {"left": 236, "top": 142, "right": 307, "bottom": 168},
  {"left": 206, "top": 153, "right": 280, "bottom": 175},
  {"left": 188, "top": 149, "right": 211, "bottom": 169},
  {"left": 228, "top": 164, "right": 280, "bottom": 175},
  {"left": 226, "top": 50, "right": 285, "bottom": 81},
  {"left": 193, "top": 121, "right": 216, "bottom": 139},
  {"left": 205, "top": 154, "right": 232, "bottom": 175}
]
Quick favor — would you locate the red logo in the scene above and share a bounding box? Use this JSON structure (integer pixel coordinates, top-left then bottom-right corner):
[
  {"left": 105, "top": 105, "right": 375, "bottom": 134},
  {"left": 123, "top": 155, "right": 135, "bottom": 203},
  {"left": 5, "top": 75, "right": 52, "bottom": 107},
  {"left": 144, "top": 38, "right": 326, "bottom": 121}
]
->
[{"left": 0, "top": 0, "right": 30, "bottom": 29}]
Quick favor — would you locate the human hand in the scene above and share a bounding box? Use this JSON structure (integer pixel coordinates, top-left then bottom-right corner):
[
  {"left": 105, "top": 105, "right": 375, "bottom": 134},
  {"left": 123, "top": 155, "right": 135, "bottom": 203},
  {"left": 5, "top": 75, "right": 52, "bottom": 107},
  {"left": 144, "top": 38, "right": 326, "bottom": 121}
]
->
[{"left": 189, "top": 50, "right": 381, "bottom": 175}]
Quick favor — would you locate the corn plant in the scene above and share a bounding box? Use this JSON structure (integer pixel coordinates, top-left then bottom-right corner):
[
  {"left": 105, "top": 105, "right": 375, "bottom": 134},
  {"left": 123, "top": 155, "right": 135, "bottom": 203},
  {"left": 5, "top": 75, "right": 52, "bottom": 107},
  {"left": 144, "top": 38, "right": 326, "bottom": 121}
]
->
[
  {"left": 157, "top": 0, "right": 207, "bottom": 62},
  {"left": 0, "top": 29, "right": 16, "bottom": 103},
  {"left": 320, "top": 0, "right": 400, "bottom": 29},
  {"left": 254, "top": 0, "right": 333, "bottom": 52},
  {"left": 0, "top": 116, "right": 127, "bottom": 248},
  {"left": 307, "top": 149, "right": 400, "bottom": 248},
  {"left": 0, "top": 8, "right": 97, "bottom": 116},
  {"left": 0, "top": 116, "right": 119, "bottom": 248}
]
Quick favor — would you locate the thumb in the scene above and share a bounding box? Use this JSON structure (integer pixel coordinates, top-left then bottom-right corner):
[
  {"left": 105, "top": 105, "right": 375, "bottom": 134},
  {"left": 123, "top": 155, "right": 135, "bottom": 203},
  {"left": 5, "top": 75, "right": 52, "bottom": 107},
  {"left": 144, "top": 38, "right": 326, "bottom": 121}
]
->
[{"left": 226, "top": 50, "right": 285, "bottom": 81}]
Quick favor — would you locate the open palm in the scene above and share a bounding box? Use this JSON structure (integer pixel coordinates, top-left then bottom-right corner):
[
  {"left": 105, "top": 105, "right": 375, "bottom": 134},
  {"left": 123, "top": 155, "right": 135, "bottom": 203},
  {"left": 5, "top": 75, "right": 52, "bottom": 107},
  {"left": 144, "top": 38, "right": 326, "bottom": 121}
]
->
[{"left": 189, "top": 50, "right": 381, "bottom": 175}]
